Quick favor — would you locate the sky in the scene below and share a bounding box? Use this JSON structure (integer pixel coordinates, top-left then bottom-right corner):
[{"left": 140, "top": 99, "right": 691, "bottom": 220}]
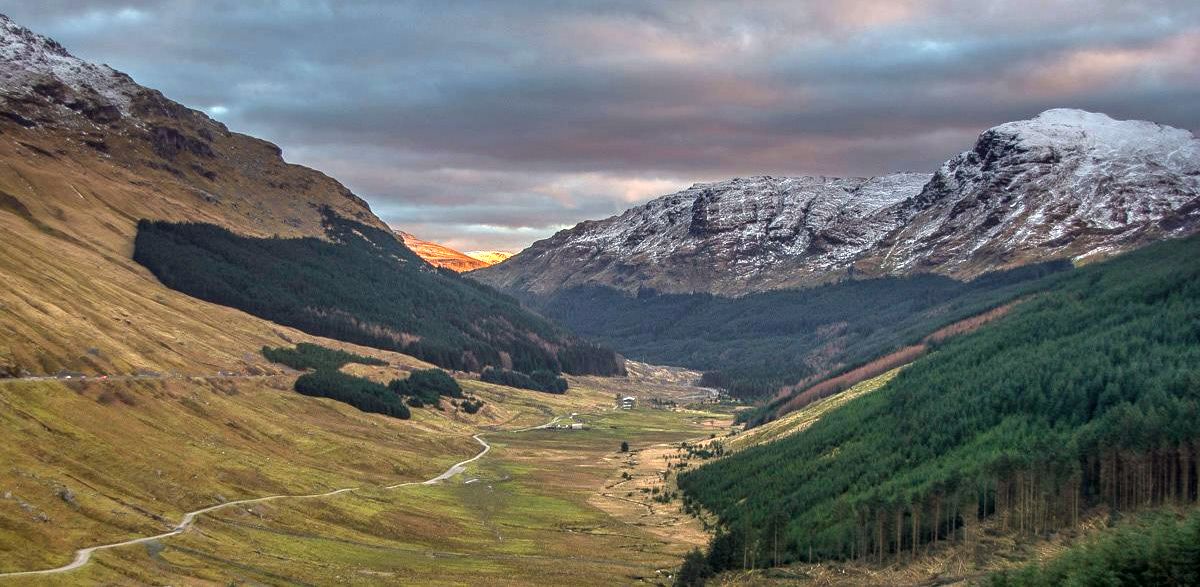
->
[{"left": 3, "top": 1, "right": 1198, "bottom": 252}]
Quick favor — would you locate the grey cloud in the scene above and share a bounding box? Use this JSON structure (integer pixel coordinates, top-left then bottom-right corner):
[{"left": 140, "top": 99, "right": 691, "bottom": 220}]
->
[{"left": 1, "top": 1, "right": 1197, "bottom": 250}]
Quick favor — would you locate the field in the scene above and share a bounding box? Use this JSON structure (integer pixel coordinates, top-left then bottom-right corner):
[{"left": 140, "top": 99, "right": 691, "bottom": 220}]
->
[{"left": 0, "top": 367, "right": 729, "bottom": 585}]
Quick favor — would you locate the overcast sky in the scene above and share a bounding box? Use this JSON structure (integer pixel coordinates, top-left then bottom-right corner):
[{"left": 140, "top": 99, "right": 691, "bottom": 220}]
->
[{"left": 4, "top": 1, "right": 1198, "bottom": 251}]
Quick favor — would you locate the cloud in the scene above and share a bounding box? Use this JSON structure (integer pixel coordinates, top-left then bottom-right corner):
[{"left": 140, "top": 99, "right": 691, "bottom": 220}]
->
[{"left": 2, "top": 1, "right": 1198, "bottom": 250}]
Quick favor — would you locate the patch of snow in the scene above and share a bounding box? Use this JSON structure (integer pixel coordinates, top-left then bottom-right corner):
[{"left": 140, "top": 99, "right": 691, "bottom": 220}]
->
[{"left": 0, "top": 13, "right": 138, "bottom": 113}]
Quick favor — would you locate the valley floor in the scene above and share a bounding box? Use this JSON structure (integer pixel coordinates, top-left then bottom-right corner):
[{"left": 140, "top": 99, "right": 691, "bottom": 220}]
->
[{"left": 0, "top": 370, "right": 730, "bottom": 585}]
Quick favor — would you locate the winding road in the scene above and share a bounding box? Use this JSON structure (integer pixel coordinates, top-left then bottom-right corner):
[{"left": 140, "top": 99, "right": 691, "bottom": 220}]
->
[{"left": 0, "top": 420, "right": 542, "bottom": 578}]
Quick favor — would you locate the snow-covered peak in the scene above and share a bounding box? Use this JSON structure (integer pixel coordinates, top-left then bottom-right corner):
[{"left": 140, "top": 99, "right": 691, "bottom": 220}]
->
[
  {"left": 0, "top": 12, "right": 138, "bottom": 114},
  {"left": 999, "top": 108, "right": 1197, "bottom": 152},
  {"left": 881, "top": 109, "right": 1200, "bottom": 274}
]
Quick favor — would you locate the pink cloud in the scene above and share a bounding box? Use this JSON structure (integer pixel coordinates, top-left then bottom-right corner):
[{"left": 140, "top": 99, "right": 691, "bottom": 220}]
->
[{"left": 1017, "top": 29, "right": 1200, "bottom": 96}]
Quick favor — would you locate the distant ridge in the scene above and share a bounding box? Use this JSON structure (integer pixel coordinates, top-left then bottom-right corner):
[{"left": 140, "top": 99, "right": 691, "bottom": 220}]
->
[
  {"left": 465, "top": 250, "right": 513, "bottom": 265},
  {"left": 397, "top": 231, "right": 490, "bottom": 272}
]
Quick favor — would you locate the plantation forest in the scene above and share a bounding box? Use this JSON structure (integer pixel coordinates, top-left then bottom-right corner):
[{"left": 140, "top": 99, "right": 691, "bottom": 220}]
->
[{"left": 676, "top": 235, "right": 1200, "bottom": 574}]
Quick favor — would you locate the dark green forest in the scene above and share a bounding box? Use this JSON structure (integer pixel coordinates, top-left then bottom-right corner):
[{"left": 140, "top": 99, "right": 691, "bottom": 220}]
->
[
  {"left": 677, "top": 235, "right": 1200, "bottom": 572},
  {"left": 534, "top": 261, "right": 1069, "bottom": 398},
  {"left": 294, "top": 369, "right": 412, "bottom": 419},
  {"left": 390, "top": 368, "right": 463, "bottom": 406},
  {"left": 987, "top": 511, "right": 1200, "bottom": 586},
  {"left": 262, "top": 343, "right": 411, "bottom": 419},
  {"left": 134, "top": 210, "right": 623, "bottom": 376},
  {"left": 480, "top": 367, "right": 568, "bottom": 394},
  {"left": 261, "top": 342, "right": 387, "bottom": 372},
  {"left": 262, "top": 344, "right": 479, "bottom": 417}
]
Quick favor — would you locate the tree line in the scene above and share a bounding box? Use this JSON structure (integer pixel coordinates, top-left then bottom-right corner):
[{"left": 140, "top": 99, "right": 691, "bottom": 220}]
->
[
  {"left": 261, "top": 342, "right": 386, "bottom": 371},
  {"left": 389, "top": 368, "right": 463, "bottom": 406}
]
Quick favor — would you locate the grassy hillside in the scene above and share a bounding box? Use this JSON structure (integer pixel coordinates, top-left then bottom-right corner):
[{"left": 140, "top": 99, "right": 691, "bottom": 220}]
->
[
  {"left": 0, "top": 60, "right": 386, "bottom": 377},
  {"left": 676, "top": 234, "right": 1200, "bottom": 573},
  {"left": 0, "top": 373, "right": 470, "bottom": 572},
  {"left": 0, "top": 369, "right": 727, "bottom": 584},
  {"left": 533, "top": 261, "right": 1068, "bottom": 398}
]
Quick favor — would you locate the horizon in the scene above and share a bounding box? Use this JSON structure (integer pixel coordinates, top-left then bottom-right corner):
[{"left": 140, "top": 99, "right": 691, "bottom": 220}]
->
[{"left": 3, "top": 1, "right": 1197, "bottom": 251}]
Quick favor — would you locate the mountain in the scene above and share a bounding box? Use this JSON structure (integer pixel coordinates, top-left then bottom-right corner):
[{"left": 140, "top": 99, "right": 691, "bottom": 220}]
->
[
  {"left": 474, "top": 110, "right": 1200, "bottom": 296},
  {"left": 868, "top": 109, "right": 1200, "bottom": 276},
  {"left": 0, "top": 13, "right": 618, "bottom": 377},
  {"left": 474, "top": 173, "right": 931, "bottom": 295},
  {"left": 464, "top": 250, "right": 513, "bottom": 265},
  {"left": 397, "top": 231, "right": 490, "bottom": 272},
  {"left": 0, "top": 13, "right": 380, "bottom": 376}
]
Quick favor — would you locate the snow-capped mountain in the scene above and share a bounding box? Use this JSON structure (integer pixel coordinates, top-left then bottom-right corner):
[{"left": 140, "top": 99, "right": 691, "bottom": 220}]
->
[
  {"left": 869, "top": 109, "right": 1200, "bottom": 275},
  {"left": 474, "top": 109, "right": 1200, "bottom": 296},
  {"left": 473, "top": 174, "right": 931, "bottom": 295}
]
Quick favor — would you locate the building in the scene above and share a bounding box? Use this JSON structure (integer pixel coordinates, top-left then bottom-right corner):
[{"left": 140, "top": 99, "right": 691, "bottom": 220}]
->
[{"left": 620, "top": 396, "right": 636, "bottom": 410}]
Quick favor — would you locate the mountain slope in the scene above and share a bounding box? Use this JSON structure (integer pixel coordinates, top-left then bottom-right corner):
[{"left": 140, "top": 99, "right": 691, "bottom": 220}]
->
[
  {"left": 474, "top": 110, "right": 1200, "bottom": 296},
  {"left": 0, "top": 14, "right": 385, "bottom": 376},
  {"left": 397, "top": 231, "right": 490, "bottom": 272},
  {"left": 134, "top": 214, "right": 622, "bottom": 374},
  {"left": 533, "top": 261, "right": 1067, "bottom": 398},
  {"left": 0, "top": 13, "right": 617, "bottom": 378},
  {"left": 0, "top": 14, "right": 381, "bottom": 240}
]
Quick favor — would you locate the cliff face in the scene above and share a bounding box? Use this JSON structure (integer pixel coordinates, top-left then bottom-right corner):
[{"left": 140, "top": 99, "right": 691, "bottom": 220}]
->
[{"left": 476, "top": 109, "right": 1200, "bottom": 296}]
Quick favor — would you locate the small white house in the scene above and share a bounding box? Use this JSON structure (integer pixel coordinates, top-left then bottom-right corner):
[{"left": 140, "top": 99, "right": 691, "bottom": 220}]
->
[{"left": 620, "top": 396, "right": 636, "bottom": 410}]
